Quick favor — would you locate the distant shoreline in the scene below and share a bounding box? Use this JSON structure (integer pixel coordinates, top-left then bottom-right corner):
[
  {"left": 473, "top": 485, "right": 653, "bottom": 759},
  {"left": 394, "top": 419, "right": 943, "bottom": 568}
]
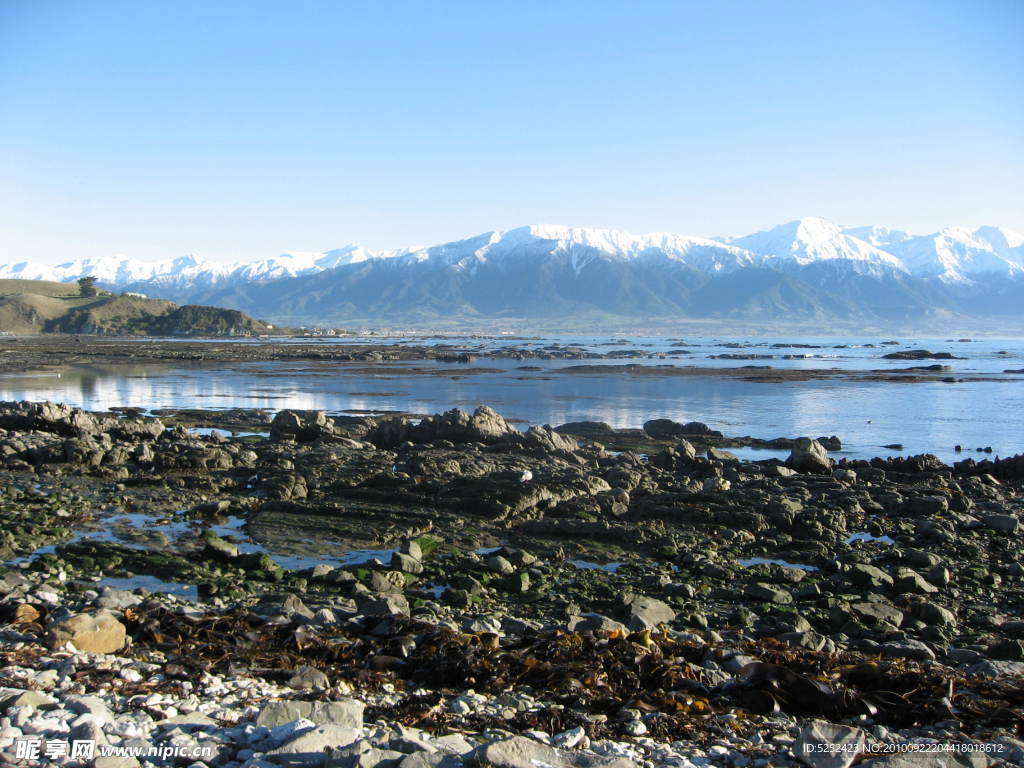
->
[{"left": 2, "top": 335, "right": 1022, "bottom": 383}]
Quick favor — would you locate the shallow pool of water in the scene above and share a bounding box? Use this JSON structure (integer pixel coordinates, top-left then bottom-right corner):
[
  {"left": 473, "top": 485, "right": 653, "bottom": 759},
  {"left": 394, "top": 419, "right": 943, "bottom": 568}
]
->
[
  {"left": 846, "top": 531, "right": 896, "bottom": 545},
  {"left": 208, "top": 515, "right": 396, "bottom": 571},
  {"left": 100, "top": 574, "right": 199, "bottom": 601},
  {"left": 1, "top": 336, "right": 1022, "bottom": 462},
  {"left": 571, "top": 559, "right": 624, "bottom": 572}
]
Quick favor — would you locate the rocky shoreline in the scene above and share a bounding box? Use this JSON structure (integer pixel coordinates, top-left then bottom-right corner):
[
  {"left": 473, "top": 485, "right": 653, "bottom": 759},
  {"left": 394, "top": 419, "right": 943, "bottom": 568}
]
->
[{"left": 1, "top": 400, "right": 1023, "bottom": 767}]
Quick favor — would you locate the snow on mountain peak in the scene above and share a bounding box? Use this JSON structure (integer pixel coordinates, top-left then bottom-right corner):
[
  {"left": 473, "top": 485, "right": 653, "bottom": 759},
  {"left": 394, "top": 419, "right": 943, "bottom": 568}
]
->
[
  {"left": 972, "top": 225, "right": 1024, "bottom": 254},
  {"left": 495, "top": 224, "right": 748, "bottom": 264},
  {"left": 2, "top": 218, "right": 1022, "bottom": 290},
  {"left": 885, "top": 225, "right": 1024, "bottom": 283},
  {"left": 842, "top": 224, "right": 915, "bottom": 249},
  {"left": 729, "top": 217, "right": 908, "bottom": 273}
]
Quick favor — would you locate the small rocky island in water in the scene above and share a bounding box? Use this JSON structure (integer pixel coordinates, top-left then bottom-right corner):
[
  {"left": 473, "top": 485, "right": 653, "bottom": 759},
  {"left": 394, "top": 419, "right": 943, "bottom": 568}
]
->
[{"left": 0, "top": 399, "right": 1022, "bottom": 767}]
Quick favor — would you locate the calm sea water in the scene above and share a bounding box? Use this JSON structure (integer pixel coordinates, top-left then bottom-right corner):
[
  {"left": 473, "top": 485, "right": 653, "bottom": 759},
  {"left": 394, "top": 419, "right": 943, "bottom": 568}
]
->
[{"left": 2, "top": 335, "right": 1022, "bottom": 463}]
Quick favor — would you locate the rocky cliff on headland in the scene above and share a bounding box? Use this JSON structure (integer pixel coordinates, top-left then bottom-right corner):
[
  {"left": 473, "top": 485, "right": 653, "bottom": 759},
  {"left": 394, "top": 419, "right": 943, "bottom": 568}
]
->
[{"left": 0, "top": 279, "right": 271, "bottom": 336}]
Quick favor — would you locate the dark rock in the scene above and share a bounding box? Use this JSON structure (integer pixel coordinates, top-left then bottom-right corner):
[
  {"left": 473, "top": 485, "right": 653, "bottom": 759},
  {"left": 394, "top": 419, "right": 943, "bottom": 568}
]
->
[
  {"left": 987, "top": 639, "right": 1024, "bottom": 660},
  {"left": 849, "top": 601, "right": 903, "bottom": 628},
  {"left": 356, "top": 593, "right": 410, "bottom": 616},
  {"left": 881, "top": 639, "right": 935, "bottom": 661},
  {"left": 914, "top": 603, "right": 956, "bottom": 626},
  {"left": 498, "top": 572, "right": 531, "bottom": 593},
  {"left": 649, "top": 440, "right": 696, "bottom": 469},
  {"left": 817, "top": 435, "right": 842, "bottom": 451},
  {"left": 681, "top": 421, "right": 721, "bottom": 436},
  {"left": 520, "top": 425, "right": 578, "bottom": 453},
  {"left": 554, "top": 421, "right": 616, "bottom": 437},
  {"left": 642, "top": 418, "right": 686, "bottom": 439},
  {"left": 984, "top": 514, "right": 1019, "bottom": 533},
  {"left": 744, "top": 583, "right": 793, "bottom": 604},
  {"left": 893, "top": 568, "right": 937, "bottom": 595},
  {"left": 270, "top": 410, "right": 336, "bottom": 442},
  {"left": 873, "top": 454, "right": 949, "bottom": 473},
  {"left": 881, "top": 349, "right": 956, "bottom": 360},
  {"left": 369, "top": 406, "right": 518, "bottom": 448},
  {"left": 901, "top": 495, "right": 949, "bottom": 515},
  {"left": 847, "top": 563, "right": 893, "bottom": 589}
]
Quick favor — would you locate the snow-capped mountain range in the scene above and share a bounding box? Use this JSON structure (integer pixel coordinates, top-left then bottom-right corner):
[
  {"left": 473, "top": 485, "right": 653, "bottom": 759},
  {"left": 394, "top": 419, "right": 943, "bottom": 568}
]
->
[
  {"left": 0, "top": 246, "right": 394, "bottom": 288},
  {"left": 3, "top": 217, "right": 1023, "bottom": 324},
  {"left": 5, "top": 217, "right": 1022, "bottom": 286}
]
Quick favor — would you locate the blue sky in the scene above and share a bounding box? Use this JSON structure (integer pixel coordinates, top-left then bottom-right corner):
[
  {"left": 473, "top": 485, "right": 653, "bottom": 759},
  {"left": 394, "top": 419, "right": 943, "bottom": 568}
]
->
[{"left": 2, "top": 0, "right": 1022, "bottom": 263}]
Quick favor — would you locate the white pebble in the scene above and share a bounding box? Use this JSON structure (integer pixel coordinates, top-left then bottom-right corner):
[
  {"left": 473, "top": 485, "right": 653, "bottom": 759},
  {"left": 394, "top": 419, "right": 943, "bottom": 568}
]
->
[
  {"left": 23, "top": 716, "right": 70, "bottom": 735},
  {"left": 623, "top": 720, "right": 647, "bottom": 736},
  {"left": 552, "top": 726, "right": 588, "bottom": 749},
  {"left": 109, "top": 719, "right": 146, "bottom": 738}
]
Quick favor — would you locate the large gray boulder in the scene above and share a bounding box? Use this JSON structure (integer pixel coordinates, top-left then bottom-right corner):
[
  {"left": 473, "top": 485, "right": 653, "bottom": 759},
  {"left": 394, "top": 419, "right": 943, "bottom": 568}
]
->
[
  {"left": 787, "top": 437, "right": 832, "bottom": 474},
  {"left": 266, "top": 725, "right": 362, "bottom": 767},
  {"left": 474, "top": 735, "right": 637, "bottom": 768},
  {"left": 356, "top": 593, "right": 410, "bottom": 616},
  {"left": 567, "top": 613, "right": 629, "bottom": 635},
  {"left": 618, "top": 595, "right": 675, "bottom": 630},
  {"left": 849, "top": 601, "right": 904, "bottom": 628},
  {"left": 257, "top": 700, "right": 364, "bottom": 729}
]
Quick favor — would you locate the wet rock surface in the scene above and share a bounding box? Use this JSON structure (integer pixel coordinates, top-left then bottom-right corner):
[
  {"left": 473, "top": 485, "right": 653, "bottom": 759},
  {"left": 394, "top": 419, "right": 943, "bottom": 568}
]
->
[{"left": 1, "top": 400, "right": 1023, "bottom": 766}]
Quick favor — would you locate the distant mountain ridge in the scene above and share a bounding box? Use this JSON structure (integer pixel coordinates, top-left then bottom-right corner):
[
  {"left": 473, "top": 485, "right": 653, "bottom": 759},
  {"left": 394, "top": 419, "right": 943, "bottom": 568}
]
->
[{"left": 3, "top": 218, "right": 1023, "bottom": 326}]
